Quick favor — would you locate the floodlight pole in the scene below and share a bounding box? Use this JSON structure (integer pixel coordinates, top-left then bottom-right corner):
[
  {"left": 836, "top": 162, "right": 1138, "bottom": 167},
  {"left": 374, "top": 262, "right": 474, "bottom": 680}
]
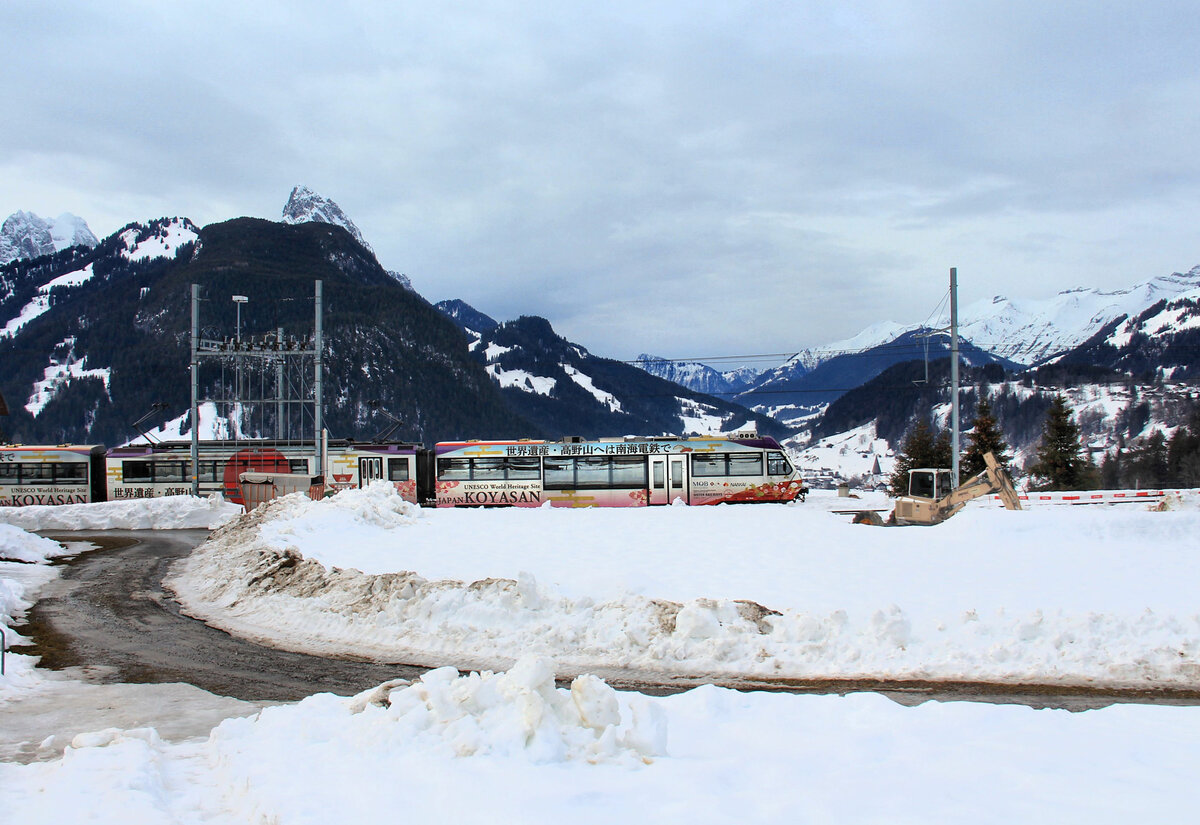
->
[
  {"left": 950, "top": 267, "right": 960, "bottom": 488},
  {"left": 233, "top": 295, "right": 248, "bottom": 341}
]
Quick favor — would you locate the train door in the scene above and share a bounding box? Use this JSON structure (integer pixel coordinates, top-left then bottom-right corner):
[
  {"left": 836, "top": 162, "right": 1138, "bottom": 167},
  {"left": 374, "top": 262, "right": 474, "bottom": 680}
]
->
[
  {"left": 648, "top": 454, "right": 689, "bottom": 505},
  {"left": 358, "top": 456, "right": 383, "bottom": 487}
]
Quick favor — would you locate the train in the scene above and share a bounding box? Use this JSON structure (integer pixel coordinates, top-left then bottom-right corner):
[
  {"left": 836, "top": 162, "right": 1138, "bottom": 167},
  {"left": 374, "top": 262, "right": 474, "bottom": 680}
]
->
[{"left": 0, "top": 432, "right": 808, "bottom": 509}]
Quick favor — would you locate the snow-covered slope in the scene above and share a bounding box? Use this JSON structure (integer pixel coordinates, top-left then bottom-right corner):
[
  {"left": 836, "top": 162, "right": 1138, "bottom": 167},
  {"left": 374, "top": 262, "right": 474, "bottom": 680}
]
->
[
  {"left": 281, "top": 185, "right": 372, "bottom": 252},
  {"left": 957, "top": 266, "right": 1200, "bottom": 366},
  {"left": 0, "top": 211, "right": 98, "bottom": 264},
  {"left": 1, "top": 218, "right": 198, "bottom": 341},
  {"left": 634, "top": 354, "right": 755, "bottom": 397},
  {"left": 470, "top": 316, "right": 781, "bottom": 439},
  {"left": 280, "top": 186, "right": 414, "bottom": 289}
]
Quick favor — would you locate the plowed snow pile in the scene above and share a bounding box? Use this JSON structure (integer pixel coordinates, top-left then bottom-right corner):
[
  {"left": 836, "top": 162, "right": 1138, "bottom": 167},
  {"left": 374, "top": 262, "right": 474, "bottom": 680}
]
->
[
  {"left": 168, "top": 482, "right": 1200, "bottom": 689},
  {"left": 0, "top": 494, "right": 241, "bottom": 532}
]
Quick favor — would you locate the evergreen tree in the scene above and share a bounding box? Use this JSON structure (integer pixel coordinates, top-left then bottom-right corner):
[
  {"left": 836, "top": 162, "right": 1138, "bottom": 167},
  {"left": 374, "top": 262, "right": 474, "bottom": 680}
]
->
[
  {"left": 960, "top": 398, "right": 1012, "bottom": 479},
  {"left": 889, "top": 418, "right": 952, "bottom": 496},
  {"left": 1028, "top": 395, "right": 1096, "bottom": 491},
  {"left": 1166, "top": 411, "right": 1200, "bottom": 487},
  {"left": 1099, "top": 450, "right": 1123, "bottom": 489},
  {"left": 1126, "top": 430, "right": 1170, "bottom": 488}
]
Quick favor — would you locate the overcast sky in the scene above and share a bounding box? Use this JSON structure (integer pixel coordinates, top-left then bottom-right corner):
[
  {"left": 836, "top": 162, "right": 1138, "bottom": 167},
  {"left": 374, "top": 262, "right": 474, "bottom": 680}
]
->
[{"left": 4, "top": 1, "right": 1198, "bottom": 365}]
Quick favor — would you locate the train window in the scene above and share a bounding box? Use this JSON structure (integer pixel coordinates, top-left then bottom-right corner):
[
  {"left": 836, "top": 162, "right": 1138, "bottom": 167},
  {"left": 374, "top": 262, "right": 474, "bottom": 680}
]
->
[
  {"left": 54, "top": 462, "right": 88, "bottom": 482},
  {"left": 574, "top": 456, "right": 610, "bottom": 488},
  {"left": 23, "top": 463, "right": 54, "bottom": 483},
  {"left": 505, "top": 457, "right": 541, "bottom": 480},
  {"left": 767, "top": 451, "right": 792, "bottom": 476},
  {"left": 543, "top": 456, "right": 574, "bottom": 489},
  {"left": 437, "top": 457, "right": 471, "bottom": 481},
  {"left": 611, "top": 455, "right": 648, "bottom": 487},
  {"left": 729, "top": 453, "right": 763, "bottom": 476},
  {"left": 691, "top": 454, "right": 725, "bottom": 477},
  {"left": 0, "top": 463, "right": 18, "bottom": 484},
  {"left": 472, "top": 458, "right": 506, "bottom": 480},
  {"left": 387, "top": 458, "right": 409, "bottom": 482},
  {"left": 291, "top": 459, "right": 311, "bottom": 474},
  {"left": 154, "top": 461, "right": 185, "bottom": 483},
  {"left": 122, "top": 461, "right": 153, "bottom": 482},
  {"left": 191, "top": 461, "right": 222, "bottom": 483}
]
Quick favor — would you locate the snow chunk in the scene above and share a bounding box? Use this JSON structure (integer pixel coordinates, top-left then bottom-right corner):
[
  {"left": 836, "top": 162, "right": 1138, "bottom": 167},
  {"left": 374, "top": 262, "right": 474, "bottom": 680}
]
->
[
  {"left": 341, "top": 656, "right": 665, "bottom": 764},
  {"left": 0, "top": 523, "right": 69, "bottom": 563}
]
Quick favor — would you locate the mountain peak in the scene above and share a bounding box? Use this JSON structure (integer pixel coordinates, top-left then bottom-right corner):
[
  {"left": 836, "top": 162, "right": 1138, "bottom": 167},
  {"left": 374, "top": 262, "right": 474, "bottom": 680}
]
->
[
  {"left": 281, "top": 185, "right": 371, "bottom": 252},
  {"left": 1, "top": 210, "right": 99, "bottom": 265}
]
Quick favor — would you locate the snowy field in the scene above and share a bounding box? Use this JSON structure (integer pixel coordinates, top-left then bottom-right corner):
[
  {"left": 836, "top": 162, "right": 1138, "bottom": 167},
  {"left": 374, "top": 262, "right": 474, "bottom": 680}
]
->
[
  {"left": 171, "top": 484, "right": 1200, "bottom": 688},
  {"left": 2, "top": 489, "right": 1200, "bottom": 822}
]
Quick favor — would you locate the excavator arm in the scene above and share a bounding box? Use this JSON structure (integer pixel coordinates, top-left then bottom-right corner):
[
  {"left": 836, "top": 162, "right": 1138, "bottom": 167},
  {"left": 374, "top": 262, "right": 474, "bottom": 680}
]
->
[{"left": 936, "top": 451, "right": 1022, "bottom": 520}]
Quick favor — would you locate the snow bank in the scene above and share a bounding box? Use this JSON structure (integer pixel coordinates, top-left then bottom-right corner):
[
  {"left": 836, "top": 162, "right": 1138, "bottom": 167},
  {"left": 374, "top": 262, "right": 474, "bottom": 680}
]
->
[
  {"left": 5, "top": 675, "right": 1200, "bottom": 823},
  {"left": 0, "top": 523, "right": 68, "bottom": 563},
  {"left": 0, "top": 494, "right": 242, "bottom": 532},
  {"left": 216, "top": 656, "right": 664, "bottom": 772},
  {"left": 171, "top": 482, "right": 1200, "bottom": 690},
  {"left": 1, "top": 527, "right": 65, "bottom": 698}
]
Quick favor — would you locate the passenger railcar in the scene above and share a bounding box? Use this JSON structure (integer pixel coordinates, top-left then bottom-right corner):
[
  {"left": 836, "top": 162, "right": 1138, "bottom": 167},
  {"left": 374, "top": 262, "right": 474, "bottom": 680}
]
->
[
  {"left": 2, "top": 432, "right": 805, "bottom": 509},
  {"left": 433, "top": 433, "right": 805, "bottom": 507},
  {"left": 0, "top": 444, "right": 107, "bottom": 506},
  {"left": 105, "top": 440, "right": 423, "bottom": 505}
]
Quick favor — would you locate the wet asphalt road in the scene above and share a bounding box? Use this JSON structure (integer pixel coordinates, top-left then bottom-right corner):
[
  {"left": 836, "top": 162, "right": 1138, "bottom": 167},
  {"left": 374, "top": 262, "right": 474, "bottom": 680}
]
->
[
  {"left": 23, "top": 530, "right": 427, "bottom": 702},
  {"left": 20, "top": 531, "right": 1200, "bottom": 709}
]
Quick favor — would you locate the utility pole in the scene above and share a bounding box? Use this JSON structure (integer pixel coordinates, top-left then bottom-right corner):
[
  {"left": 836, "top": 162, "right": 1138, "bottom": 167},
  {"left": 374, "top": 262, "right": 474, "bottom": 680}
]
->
[
  {"left": 190, "top": 284, "right": 200, "bottom": 496},
  {"left": 950, "top": 267, "right": 960, "bottom": 488},
  {"left": 314, "top": 280, "right": 323, "bottom": 477}
]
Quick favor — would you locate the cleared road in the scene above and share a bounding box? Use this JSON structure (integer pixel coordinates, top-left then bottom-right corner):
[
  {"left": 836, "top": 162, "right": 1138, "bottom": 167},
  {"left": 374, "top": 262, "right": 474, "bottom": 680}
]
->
[
  {"left": 22, "top": 531, "right": 1200, "bottom": 709},
  {"left": 24, "top": 530, "right": 425, "bottom": 702}
]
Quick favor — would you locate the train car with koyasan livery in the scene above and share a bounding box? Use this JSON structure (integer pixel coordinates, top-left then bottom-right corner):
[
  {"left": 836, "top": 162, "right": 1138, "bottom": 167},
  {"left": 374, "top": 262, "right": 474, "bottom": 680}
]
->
[
  {"left": 0, "top": 444, "right": 107, "bottom": 506},
  {"left": 432, "top": 432, "right": 805, "bottom": 507},
  {"left": 2, "top": 431, "right": 804, "bottom": 509},
  {"left": 104, "top": 440, "right": 423, "bottom": 507}
]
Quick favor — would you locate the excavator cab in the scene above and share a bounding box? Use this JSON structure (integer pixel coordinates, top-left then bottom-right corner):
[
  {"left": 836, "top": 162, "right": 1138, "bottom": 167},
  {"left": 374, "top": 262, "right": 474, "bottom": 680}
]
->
[{"left": 907, "top": 468, "right": 952, "bottom": 501}]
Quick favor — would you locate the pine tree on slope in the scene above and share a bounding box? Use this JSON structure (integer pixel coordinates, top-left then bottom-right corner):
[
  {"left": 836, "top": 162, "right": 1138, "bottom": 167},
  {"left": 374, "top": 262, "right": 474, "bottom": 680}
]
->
[
  {"left": 960, "top": 398, "right": 1013, "bottom": 480},
  {"left": 1028, "top": 395, "right": 1096, "bottom": 491},
  {"left": 889, "top": 418, "right": 953, "bottom": 497}
]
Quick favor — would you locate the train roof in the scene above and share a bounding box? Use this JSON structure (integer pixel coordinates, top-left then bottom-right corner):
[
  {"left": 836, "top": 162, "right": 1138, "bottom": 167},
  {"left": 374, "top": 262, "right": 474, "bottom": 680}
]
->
[
  {"left": 0, "top": 443, "right": 106, "bottom": 454},
  {"left": 106, "top": 439, "right": 422, "bottom": 455},
  {"left": 435, "top": 433, "right": 783, "bottom": 455}
]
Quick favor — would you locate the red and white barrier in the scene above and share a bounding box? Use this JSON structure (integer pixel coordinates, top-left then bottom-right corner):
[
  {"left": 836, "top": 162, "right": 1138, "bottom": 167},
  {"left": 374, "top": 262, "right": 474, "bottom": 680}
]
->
[{"left": 987, "top": 489, "right": 1166, "bottom": 505}]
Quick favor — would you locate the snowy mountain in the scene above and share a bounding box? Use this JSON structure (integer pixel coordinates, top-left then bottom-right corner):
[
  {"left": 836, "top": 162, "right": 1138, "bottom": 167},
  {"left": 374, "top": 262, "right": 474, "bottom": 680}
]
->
[
  {"left": 1054, "top": 286, "right": 1200, "bottom": 380},
  {"left": 281, "top": 185, "right": 372, "bottom": 252},
  {"left": 436, "top": 299, "right": 499, "bottom": 337},
  {"left": 0, "top": 211, "right": 98, "bottom": 264},
  {"left": 468, "top": 317, "right": 786, "bottom": 440},
  {"left": 0, "top": 216, "right": 529, "bottom": 446},
  {"left": 956, "top": 266, "right": 1200, "bottom": 366},
  {"left": 1, "top": 217, "right": 199, "bottom": 341},
  {"left": 280, "top": 185, "right": 415, "bottom": 290},
  {"left": 633, "top": 354, "right": 756, "bottom": 397}
]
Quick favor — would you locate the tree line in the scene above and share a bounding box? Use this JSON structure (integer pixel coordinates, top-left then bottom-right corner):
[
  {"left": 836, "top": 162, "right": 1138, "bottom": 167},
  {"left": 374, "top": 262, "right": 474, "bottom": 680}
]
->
[{"left": 890, "top": 394, "right": 1200, "bottom": 494}]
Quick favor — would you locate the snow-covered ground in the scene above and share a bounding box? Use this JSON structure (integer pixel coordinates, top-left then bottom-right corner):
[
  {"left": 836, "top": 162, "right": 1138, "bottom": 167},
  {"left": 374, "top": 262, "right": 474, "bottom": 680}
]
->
[{"left": 3, "top": 489, "right": 1200, "bottom": 822}]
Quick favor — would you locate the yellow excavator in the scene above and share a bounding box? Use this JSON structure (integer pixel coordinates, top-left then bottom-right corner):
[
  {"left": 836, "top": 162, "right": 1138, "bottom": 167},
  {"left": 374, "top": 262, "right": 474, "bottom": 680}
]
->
[{"left": 854, "top": 451, "right": 1022, "bottom": 526}]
